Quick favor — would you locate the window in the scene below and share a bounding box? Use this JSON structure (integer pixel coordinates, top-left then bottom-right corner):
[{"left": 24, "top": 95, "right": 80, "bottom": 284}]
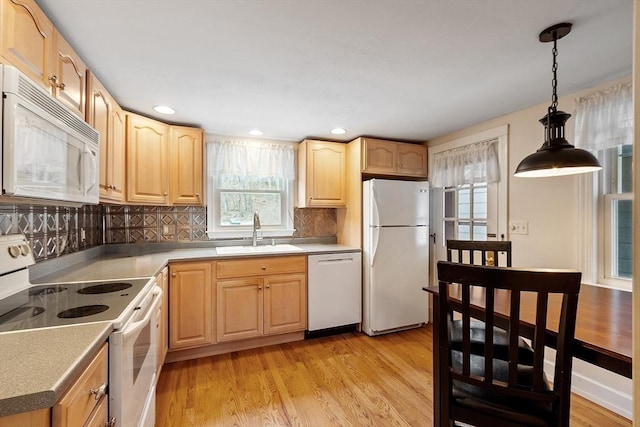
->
[
  {"left": 600, "top": 144, "right": 632, "bottom": 283},
  {"left": 206, "top": 137, "right": 296, "bottom": 239},
  {"left": 443, "top": 182, "right": 488, "bottom": 242},
  {"left": 574, "top": 83, "right": 632, "bottom": 289}
]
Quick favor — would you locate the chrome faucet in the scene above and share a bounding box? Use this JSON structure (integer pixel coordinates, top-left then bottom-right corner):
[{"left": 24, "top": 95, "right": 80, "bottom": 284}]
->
[{"left": 252, "top": 211, "right": 261, "bottom": 246}]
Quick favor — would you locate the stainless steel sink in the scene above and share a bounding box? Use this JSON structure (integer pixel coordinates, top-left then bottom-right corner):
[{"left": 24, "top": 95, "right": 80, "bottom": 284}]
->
[{"left": 215, "top": 244, "right": 303, "bottom": 255}]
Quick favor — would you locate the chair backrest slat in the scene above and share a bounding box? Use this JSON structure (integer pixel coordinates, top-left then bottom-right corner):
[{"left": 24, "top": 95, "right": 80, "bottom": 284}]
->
[
  {"left": 446, "top": 240, "right": 512, "bottom": 267},
  {"left": 508, "top": 290, "right": 521, "bottom": 386}
]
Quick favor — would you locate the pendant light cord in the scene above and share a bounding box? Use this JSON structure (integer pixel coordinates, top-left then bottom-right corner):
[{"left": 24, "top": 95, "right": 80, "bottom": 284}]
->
[{"left": 551, "top": 38, "right": 558, "bottom": 111}]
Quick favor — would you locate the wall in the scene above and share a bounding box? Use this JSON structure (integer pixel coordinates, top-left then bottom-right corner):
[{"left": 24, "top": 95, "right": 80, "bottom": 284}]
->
[{"left": 427, "top": 74, "right": 633, "bottom": 418}]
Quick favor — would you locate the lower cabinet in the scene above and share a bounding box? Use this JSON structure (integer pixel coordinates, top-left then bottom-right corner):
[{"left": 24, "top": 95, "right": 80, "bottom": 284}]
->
[
  {"left": 53, "top": 343, "right": 109, "bottom": 427},
  {"left": 217, "top": 273, "right": 307, "bottom": 341},
  {"left": 168, "top": 261, "right": 214, "bottom": 350},
  {"left": 167, "top": 255, "right": 307, "bottom": 356}
]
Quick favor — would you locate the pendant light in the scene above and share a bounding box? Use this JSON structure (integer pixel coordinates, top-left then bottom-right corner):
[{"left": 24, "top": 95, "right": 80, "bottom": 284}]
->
[{"left": 514, "top": 23, "right": 602, "bottom": 178}]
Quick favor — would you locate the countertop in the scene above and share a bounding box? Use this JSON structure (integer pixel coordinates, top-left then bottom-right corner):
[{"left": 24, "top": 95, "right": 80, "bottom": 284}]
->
[{"left": 0, "top": 243, "right": 359, "bottom": 417}]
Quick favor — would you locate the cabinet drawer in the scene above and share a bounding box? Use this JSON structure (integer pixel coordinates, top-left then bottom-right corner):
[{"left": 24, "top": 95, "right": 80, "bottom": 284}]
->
[
  {"left": 217, "top": 256, "right": 306, "bottom": 278},
  {"left": 53, "top": 343, "right": 108, "bottom": 427}
]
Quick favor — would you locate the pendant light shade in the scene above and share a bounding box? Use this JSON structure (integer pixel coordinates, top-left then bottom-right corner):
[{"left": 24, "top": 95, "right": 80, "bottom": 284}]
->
[{"left": 514, "top": 23, "right": 602, "bottom": 178}]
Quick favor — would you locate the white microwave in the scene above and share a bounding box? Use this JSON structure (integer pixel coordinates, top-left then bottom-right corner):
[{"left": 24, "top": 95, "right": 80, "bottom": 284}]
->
[{"left": 1, "top": 64, "right": 100, "bottom": 206}]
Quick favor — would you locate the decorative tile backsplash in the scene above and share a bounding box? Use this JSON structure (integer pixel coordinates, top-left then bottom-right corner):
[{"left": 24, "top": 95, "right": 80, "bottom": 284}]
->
[
  {"left": 104, "top": 205, "right": 208, "bottom": 243},
  {"left": 0, "top": 204, "right": 102, "bottom": 261},
  {"left": 0, "top": 203, "right": 338, "bottom": 260}
]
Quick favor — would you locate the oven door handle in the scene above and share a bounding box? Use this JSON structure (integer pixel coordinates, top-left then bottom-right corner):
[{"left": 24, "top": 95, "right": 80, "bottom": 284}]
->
[{"left": 122, "top": 287, "right": 162, "bottom": 340}]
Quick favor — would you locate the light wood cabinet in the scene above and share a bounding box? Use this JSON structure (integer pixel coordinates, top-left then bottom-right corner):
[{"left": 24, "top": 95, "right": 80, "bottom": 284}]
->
[
  {"left": 126, "top": 113, "right": 170, "bottom": 205},
  {"left": 297, "top": 139, "right": 347, "bottom": 207},
  {"left": 170, "top": 126, "right": 204, "bottom": 206},
  {"left": 168, "top": 261, "right": 214, "bottom": 350},
  {"left": 88, "top": 71, "right": 125, "bottom": 203},
  {"left": 361, "top": 138, "right": 427, "bottom": 178},
  {"left": 216, "top": 256, "right": 307, "bottom": 342},
  {"left": 0, "top": 0, "right": 54, "bottom": 91},
  {"left": 0, "top": 0, "right": 87, "bottom": 118},
  {"left": 126, "top": 112, "right": 204, "bottom": 206},
  {"left": 156, "top": 267, "right": 169, "bottom": 377},
  {"left": 53, "top": 343, "right": 108, "bottom": 427},
  {"left": 51, "top": 31, "right": 86, "bottom": 118}
]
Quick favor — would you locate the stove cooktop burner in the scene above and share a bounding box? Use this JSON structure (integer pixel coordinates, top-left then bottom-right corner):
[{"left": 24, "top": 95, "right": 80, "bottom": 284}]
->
[
  {"left": 77, "top": 282, "right": 133, "bottom": 295},
  {"left": 28, "top": 285, "right": 68, "bottom": 296},
  {"left": 57, "top": 304, "right": 110, "bottom": 319}
]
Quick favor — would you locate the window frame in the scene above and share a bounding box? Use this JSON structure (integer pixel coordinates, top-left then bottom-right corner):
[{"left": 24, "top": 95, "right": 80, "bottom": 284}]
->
[{"left": 443, "top": 182, "right": 489, "bottom": 243}]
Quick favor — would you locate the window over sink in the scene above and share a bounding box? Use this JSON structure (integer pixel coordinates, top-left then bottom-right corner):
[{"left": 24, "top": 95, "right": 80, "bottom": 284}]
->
[{"left": 205, "top": 137, "right": 296, "bottom": 239}]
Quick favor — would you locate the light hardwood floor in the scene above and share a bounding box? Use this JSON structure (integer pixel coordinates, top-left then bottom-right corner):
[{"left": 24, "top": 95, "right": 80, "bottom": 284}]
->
[{"left": 156, "top": 325, "right": 630, "bottom": 426}]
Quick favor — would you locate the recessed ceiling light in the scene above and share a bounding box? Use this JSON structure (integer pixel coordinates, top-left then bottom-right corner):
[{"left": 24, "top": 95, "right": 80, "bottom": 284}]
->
[
  {"left": 153, "top": 105, "right": 175, "bottom": 115},
  {"left": 331, "top": 128, "right": 347, "bottom": 135},
  {"left": 249, "top": 129, "right": 264, "bottom": 136}
]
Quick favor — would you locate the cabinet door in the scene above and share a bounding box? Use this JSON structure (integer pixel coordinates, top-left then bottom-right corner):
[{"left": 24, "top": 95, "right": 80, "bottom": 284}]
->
[
  {"left": 397, "top": 143, "right": 428, "bottom": 177},
  {"left": 264, "top": 273, "right": 307, "bottom": 335},
  {"left": 0, "top": 409, "right": 50, "bottom": 427},
  {"left": 0, "top": 0, "right": 54, "bottom": 91},
  {"left": 170, "top": 126, "right": 204, "bottom": 206},
  {"left": 362, "top": 138, "right": 397, "bottom": 174},
  {"left": 52, "top": 31, "right": 86, "bottom": 118},
  {"left": 169, "top": 262, "right": 213, "bottom": 350},
  {"left": 109, "top": 102, "right": 126, "bottom": 202},
  {"left": 87, "top": 73, "right": 112, "bottom": 201},
  {"left": 217, "top": 278, "right": 263, "bottom": 341},
  {"left": 302, "top": 141, "right": 346, "bottom": 207},
  {"left": 126, "top": 113, "right": 170, "bottom": 204}
]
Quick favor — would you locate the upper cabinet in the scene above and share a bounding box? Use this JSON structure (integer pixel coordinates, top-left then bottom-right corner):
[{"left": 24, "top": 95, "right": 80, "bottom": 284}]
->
[
  {"left": 361, "top": 137, "right": 427, "bottom": 178},
  {"left": 51, "top": 31, "right": 87, "bottom": 117},
  {"left": 1, "top": 0, "right": 86, "bottom": 118},
  {"left": 297, "top": 139, "right": 346, "bottom": 208},
  {"left": 0, "top": 0, "right": 54, "bottom": 90},
  {"left": 169, "top": 126, "right": 204, "bottom": 206},
  {"left": 126, "top": 112, "right": 204, "bottom": 206},
  {"left": 87, "top": 71, "right": 125, "bottom": 203},
  {"left": 126, "top": 113, "right": 171, "bottom": 205}
]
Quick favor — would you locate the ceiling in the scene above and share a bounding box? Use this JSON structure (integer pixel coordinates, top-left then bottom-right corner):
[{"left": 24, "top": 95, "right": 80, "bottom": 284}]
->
[{"left": 37, "top": 0, "right": 633, "bottom": 143}]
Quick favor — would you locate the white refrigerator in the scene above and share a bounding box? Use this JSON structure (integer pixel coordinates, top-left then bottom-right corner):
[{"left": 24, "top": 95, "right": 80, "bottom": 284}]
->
[{"left": 362, "top": 179, "right": 429, "bottom": 336}]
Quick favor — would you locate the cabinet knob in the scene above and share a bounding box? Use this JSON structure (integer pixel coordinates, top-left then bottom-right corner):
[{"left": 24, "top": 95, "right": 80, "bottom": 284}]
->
[
  {"left": 164, "top": 192, "right": 169, "bottom": 196},
  {"left": 172, "top": 273, "right": 176, "bottom": 277},
  {"left": 107, "top": 418, "right": 117, "bottom": 427},
  {"left": 48, "top": 75, "right": 58, "bottom": 86},
  {"left": 58, "top": 82, "right": 66, "bottom": 90},
  {"left": 266, "top": 285, "right": 270, "bottom": 289},
  {"left": 258, "top": 285, "right": 262, "bottom": 290},
  {"left": 261, "top": 266, "right": 267, "bottom": 270},
  {"left": 89, "top": 383, "right": 107, "bottom": 400}
]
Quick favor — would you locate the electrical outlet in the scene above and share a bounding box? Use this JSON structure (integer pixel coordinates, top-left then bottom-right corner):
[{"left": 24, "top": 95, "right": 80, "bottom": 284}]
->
[
  {"left": 80, "top": 228, "right": 86, "bottom": 242},
  {"left": 509, "top": 220, "right": 528, "bottom": 235}
]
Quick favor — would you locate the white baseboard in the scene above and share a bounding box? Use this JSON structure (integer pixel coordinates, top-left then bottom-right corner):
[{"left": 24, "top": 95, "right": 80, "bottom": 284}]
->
[{"left": 545, "top": 358, "right": 632, "bottom": 420}]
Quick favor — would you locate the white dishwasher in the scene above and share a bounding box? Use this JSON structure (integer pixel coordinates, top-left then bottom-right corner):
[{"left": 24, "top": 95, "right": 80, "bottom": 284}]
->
[{"left": 307, "top": 252, "right": 362, "bottom": 332}]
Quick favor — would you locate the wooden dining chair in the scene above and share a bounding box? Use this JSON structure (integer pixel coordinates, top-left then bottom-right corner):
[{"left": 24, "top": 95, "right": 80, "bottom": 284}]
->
[
  {"left": 436, "top": 261, "right": 581, "bottom": 427},
  {"left": 445, "top": 240, "right": 534, "bottom": 364}
]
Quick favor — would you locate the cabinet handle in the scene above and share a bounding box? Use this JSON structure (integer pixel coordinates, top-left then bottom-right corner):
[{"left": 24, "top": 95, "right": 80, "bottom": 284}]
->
[
  {"left": 107, "top": 418, "right": 117, "bottom": 427},
  {"left": 89, "top": 383, "right": 107, "bottom": 400}
]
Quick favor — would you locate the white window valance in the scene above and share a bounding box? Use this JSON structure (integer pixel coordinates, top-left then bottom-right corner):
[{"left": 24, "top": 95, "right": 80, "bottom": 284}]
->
[
  {"left": 206, "top": 136, "right": 296, "bottom": 179},
  {"left": 574, "top": 83, "right": 633, "bottom": 152},
  {"left": 431, "top": 139, "right": 500, "bottom": 188}
]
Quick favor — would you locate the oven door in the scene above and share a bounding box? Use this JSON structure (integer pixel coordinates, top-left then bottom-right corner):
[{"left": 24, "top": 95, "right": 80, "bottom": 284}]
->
[{"left": 109, "top": 286, "right": 162, "bottom": 427}]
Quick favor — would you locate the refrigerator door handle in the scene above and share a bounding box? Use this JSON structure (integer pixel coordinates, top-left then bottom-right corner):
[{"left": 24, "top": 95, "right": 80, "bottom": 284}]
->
[{"left": 371, "top": 226, "right": 380, "bottom": 267}]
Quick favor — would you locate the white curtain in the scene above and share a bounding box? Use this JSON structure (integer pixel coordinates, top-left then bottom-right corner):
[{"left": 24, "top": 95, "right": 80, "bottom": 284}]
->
[
  {"left": 431, "top": 139, "right": 500, "bottom": 187},
  {"left": 574, "top": 83, "right": 633, "bottom": 152},
  {"left": 206, "top": 136, "right": 295, "bottom": 179}
]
